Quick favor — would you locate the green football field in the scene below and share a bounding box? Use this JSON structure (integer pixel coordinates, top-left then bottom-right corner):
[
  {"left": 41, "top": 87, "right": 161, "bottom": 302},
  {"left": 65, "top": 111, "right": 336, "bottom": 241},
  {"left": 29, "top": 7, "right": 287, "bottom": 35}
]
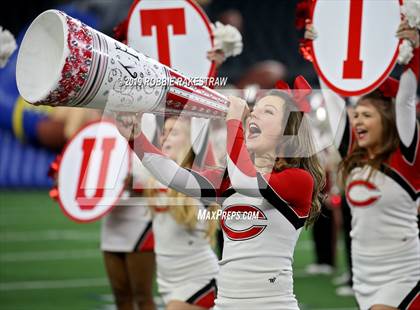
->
[{"left": 0, "top": 191, "right": 358, "bottom": 310}]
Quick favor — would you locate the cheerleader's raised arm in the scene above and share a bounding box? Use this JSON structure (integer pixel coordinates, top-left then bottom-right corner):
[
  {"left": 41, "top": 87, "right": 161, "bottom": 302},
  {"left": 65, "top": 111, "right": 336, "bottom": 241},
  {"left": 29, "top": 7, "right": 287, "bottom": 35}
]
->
[
  {"left": 114, "top": 112, "right": 224, "bottom": 204},
  {"left": 318, "top": 79, "right": 350, "bottom": 157},
  {"left": 396, "top": 45, "right": 419, "bottom": 150},
  {"left": 304, "top": 23, "right": 352, "bottom": 156},
  {"left": 395, "top": 17, "right": 419, "bottom": 148}
]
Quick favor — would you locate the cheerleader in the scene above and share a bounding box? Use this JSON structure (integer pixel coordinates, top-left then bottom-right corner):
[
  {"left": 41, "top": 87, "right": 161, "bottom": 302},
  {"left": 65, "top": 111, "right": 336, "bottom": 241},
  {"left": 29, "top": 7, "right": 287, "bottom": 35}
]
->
[
  {"left": 115, "top": 76, "right": 325, "bottom": 309},
  {"left": 138, "top": 116, "right": 219, "bottom": 310},
  {"left": 306, "top": 19, "right": 420, "bottom": 310}
]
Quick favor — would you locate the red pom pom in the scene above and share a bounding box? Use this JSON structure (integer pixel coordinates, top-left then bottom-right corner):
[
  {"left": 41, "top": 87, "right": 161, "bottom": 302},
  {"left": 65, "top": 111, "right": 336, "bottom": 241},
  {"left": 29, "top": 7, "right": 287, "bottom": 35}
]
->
[
  {"left": 299, "top": 39, "right": 314, "bottom": 62},
  {"left": 49, "top": 186, "right": 59, "bottom": 202}
]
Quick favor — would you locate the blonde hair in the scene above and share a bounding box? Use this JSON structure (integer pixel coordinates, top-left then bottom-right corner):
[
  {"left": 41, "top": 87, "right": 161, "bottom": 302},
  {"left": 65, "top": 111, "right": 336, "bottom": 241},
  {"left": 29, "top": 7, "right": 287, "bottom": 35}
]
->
[{"left": 144, "top": 117, "right": 219, "bottom": 246}]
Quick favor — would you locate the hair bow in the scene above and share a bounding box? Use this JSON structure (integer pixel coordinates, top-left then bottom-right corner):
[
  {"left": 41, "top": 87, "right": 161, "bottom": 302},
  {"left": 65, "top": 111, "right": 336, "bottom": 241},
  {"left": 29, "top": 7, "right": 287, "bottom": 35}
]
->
[
  {"left": 378, "top": 77, "right": 399, "bottom": 99},
  {"left": 275, "top": 75, "right": 312, "bottom": 112}
]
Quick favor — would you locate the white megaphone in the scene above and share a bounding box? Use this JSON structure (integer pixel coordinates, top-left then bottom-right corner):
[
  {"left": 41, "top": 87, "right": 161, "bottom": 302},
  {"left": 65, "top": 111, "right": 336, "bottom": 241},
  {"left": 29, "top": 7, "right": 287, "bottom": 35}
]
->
[{"left": 16, "top": 10, "right": 228, "bottom": 119}]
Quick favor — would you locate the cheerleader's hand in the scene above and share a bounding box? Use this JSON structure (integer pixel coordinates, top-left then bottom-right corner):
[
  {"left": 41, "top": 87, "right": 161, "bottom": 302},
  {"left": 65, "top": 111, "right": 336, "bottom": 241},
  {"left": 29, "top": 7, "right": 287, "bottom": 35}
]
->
[
  {"left": 226, "top": 96, "right": 249, "bottom": 122},
  {"left": 114, "top": 111, "right": 142, "bottom": 141},
  {"left": 304, "top": 21, "right": 318, "bottom": 41},
  {"left": 396, "top": 19, "right": 419, "bottom": 48},
  {"left": 207, "top": 49, "right": 226, "bottom": 68}
]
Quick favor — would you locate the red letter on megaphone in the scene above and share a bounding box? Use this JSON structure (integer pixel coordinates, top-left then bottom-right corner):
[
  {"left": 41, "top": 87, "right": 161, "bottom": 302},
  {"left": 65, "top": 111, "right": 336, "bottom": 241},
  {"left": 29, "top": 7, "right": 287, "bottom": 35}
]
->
[
  {"left": 140, "top": 8, "right": 186, "bottom": 67},
  {"left": 76, "top": 137, "right": 116, "bottom": 210}
]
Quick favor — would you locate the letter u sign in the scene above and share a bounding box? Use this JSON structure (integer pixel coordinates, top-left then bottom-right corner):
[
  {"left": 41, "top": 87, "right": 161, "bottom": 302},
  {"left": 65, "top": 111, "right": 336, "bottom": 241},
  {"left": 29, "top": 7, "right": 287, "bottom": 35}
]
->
[
  {"left": 57, "top": 121, "right": 130, "bottom": 222},
  {"left": 76, "top": 137, "right": 116, "bottom": 210}
]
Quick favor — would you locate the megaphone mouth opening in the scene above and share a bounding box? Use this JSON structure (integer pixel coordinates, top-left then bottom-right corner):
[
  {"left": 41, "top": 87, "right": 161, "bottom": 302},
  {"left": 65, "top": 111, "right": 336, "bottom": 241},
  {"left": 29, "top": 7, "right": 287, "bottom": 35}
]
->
[{"left": 16, "top": 10, "right": 67, "bottom": 104}]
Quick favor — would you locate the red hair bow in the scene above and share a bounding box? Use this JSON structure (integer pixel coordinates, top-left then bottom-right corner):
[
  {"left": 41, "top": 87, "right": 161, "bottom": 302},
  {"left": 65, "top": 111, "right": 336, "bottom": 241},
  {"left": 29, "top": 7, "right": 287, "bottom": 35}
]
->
[
  {"left": 378, "top": 77, "right": 399, "bottom": 99},
  {"left": 275, "top": 75, "right": 312, "bottom": 113}
]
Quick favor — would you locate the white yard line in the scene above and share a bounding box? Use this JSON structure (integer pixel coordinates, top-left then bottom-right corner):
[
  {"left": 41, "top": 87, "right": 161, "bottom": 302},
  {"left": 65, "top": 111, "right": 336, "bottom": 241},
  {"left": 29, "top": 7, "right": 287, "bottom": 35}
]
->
[
  {"left": 0, "top": 249, "right": 100, "bottom": 262},
  {"left": 0, "top": 277, "right": 109, "bottom": 291}
]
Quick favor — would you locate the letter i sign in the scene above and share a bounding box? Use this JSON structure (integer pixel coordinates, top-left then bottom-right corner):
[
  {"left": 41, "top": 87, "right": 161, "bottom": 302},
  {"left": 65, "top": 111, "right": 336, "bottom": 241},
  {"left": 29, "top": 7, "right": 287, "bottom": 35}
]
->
[
  {"left": 126, "top": 0, "right": 215, "bottom": 80},
  {"left": 57, "top": 121, "right": 131, "bottom": 222},
  {"left": 311, "top": 0, "right": 402, "bottom": 96}
]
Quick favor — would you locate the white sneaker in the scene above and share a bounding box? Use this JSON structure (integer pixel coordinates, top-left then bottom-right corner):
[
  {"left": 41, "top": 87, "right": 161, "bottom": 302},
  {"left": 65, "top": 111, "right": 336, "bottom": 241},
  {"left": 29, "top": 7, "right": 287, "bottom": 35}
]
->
[
  {"left": 336, "top": 285, "right": 355, "bottom": 297},
  {"left": 305, "top": 263, "right": 334, "bottom": 275},
  {"left": 333, "top": 272, "right": 351, "bottom": 286}
]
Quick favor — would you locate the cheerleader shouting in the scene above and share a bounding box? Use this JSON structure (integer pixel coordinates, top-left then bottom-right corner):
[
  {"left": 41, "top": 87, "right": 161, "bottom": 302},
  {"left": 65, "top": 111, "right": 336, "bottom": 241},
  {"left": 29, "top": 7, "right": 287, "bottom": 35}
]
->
[
  {"left": 115, "top": 77, "right": 325, "bottom": 309},
  {"left": 306, "top": 19, "right": 420, "bottom": 310}
]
